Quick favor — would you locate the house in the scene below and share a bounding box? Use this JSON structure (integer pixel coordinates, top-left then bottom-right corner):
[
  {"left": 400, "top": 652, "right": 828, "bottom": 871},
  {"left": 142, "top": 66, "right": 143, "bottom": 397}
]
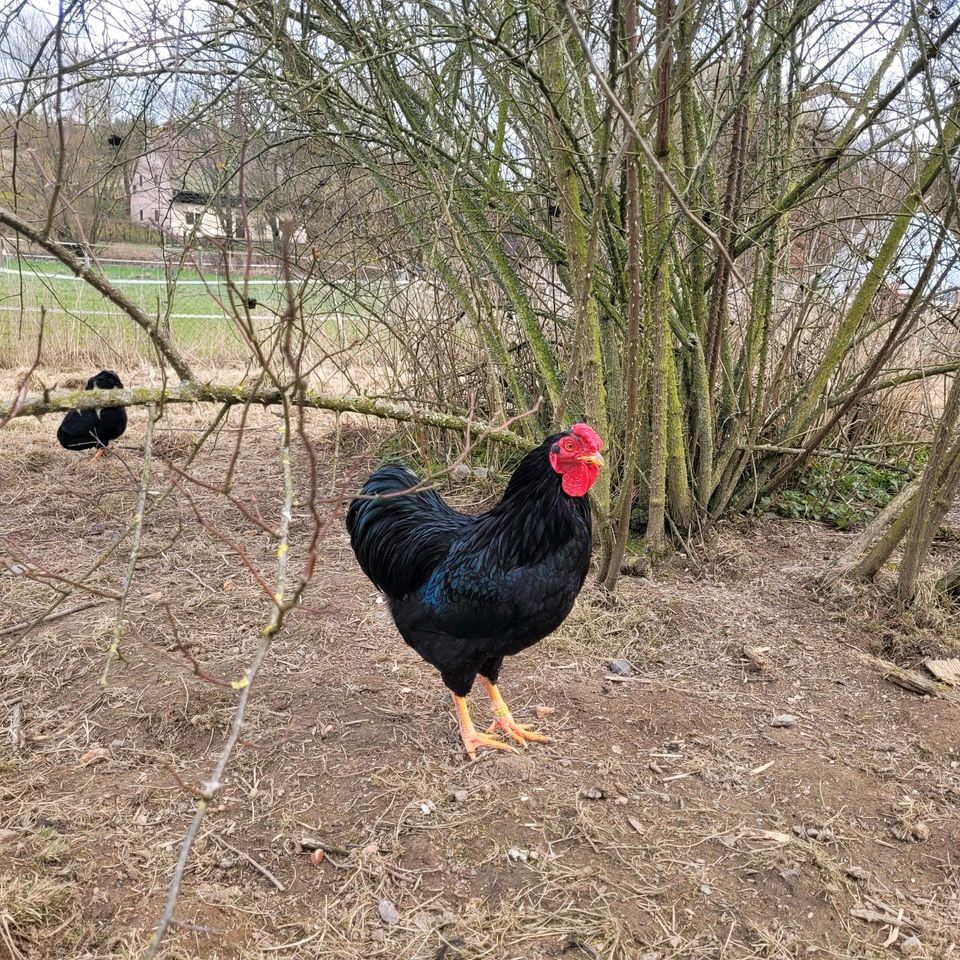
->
[{"left": 130, "top": 145, "right": 306, "bottom": 244}]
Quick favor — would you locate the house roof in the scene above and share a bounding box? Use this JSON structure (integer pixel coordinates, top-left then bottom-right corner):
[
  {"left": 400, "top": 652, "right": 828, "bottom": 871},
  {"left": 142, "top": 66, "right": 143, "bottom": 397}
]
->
[{"left": 172, "top": 189, "right": 259, "bottom": 208}]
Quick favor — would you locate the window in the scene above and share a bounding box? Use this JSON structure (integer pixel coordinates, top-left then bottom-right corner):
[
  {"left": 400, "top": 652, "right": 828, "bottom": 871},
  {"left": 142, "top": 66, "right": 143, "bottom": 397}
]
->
[
  {"left": 138, "top": 175, "right": 143, "bottom": 187},
  {"left": 138, "top": 209, "right": 143, "bottom": 221},
  {"left": 184, "top": 212, "right": 196, "bottom": 225}
]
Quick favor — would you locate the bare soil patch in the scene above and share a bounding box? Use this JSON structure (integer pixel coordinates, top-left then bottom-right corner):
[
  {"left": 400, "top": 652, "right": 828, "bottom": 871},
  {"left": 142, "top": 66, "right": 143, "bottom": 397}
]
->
[{"left": 2, "top": 379, "right": 960, "bottom": 959}]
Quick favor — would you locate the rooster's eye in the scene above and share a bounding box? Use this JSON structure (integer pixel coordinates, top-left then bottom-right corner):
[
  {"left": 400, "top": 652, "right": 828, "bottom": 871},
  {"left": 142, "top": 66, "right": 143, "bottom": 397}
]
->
[{"left": 563, "top": 439, "right": 575, "bottom": 452}]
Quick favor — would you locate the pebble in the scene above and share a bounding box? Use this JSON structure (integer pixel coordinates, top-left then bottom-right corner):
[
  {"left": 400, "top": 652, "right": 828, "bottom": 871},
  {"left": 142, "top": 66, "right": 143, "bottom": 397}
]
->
[
  {"left": 473, "top": 466, "right": 489, "bottom": 480},
  {"left": 769, "top": 714, "right": 799, "bottom": 728},
  {"left": 508, "top": 847, "right": 530, "bottom": 862},
  {"left": 377, "top": 899, "right": 400, "bottom": 925},
  {"left": 452, "top": 790, "right": 469, "bottom": 803},
  {"left": 450, "top": 464, "right": 471, "bottom": 481},
  {"left": 609, "top": 659, "right": 633, "bottom": 677},
  {"left": 419, "top": 800, "right": 436, "bottom": 816},
  {"left": 581, "top": 787, "right": 604, "bottom": 801}
]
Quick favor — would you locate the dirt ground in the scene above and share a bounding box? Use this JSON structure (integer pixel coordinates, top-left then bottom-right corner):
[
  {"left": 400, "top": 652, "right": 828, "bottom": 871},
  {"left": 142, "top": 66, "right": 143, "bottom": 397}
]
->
[{"left": 2, "top": 376, "right": 960, "bottom": 960}]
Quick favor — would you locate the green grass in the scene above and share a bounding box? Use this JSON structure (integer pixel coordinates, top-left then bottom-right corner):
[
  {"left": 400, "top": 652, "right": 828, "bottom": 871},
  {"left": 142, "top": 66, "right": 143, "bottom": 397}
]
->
[{"left": 0, "top": 256, "right": 378, "bottom": 367}]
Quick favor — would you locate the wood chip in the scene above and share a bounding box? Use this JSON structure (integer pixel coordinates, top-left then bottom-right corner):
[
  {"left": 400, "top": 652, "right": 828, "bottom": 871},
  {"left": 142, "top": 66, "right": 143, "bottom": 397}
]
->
[
  {"left": 627, "top": 817, "right": 644, "bottom": 835},
  {"left": 745, "top": 829, "right": 793, "bottom": 845},
  {"left": 924, "top": 658, "right": 960, "bottom": 686},
  {"left": 749, "top": 760, "right": 776, "bottom": 776},
  {"left": 856, "top": 652, "right": 952, "bottom": 699}
]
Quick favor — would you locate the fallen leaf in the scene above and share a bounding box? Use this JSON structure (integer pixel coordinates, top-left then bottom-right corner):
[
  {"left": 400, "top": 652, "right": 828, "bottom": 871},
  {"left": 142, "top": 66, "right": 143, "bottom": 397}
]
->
[
  {"left": 223, "top": 579, "right": 236, "bottom": 593},
  {"left": 79, "top": 747, "right": 110, "bottom": 767}
]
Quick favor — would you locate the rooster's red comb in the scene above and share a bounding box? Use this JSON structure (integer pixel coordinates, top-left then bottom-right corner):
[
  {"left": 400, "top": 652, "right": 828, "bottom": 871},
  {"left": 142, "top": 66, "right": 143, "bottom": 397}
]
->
[{"left": 570, "top": 423, "right": 603, "bottom": 451}]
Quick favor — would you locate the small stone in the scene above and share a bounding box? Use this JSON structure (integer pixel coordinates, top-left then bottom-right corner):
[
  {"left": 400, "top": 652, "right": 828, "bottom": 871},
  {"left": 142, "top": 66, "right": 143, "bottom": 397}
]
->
[
  {"left": 419, "top": 800, "right": 436, "bottom": 815},
  {"left": 534, "top": 705, "right": 555, "bottom": 719},
  {"left": 844, "top": 864, "right": 867, "bottom": 881},
  {"left": 450, "top": 464, "right": 471, "bottom": 481},
  {"left": 900, "top": 936, "right": 922, "bottom": 957},
  {"left": 452, "top": 790, "right": 469, "bottom": 803},
  {"left": 508, "top": 847, "right": 529, "bottom": 862},
  {"left": 378, "top": 899, "right": 400, "bottom": 925},
  {"left": 217, "top": 856, "right": 236, "bottom": 869},
  {"left": 310, "top": 849, "right": 325, "bottom": 865},
  {"left": 911, "top": 821, "right": 931, "bottom": 842},
  {"left": 473, "top": 467, "right": 489, "bottom": 480},
  {"left": 581, "top": 787, "right": 604, "bottom": 800},
  {"left": 769, "top": 714, "right": 799, "bottom": 728},
  {"left": 609, "top": 659, "right": 633, "bottom": 677},
  {"left": 370, "top": 928, "right": 387, "bottom": 942},
  {"left": 818, "top": 827, "right": 836, "bottom": 844},
  {"left": 700, "top": 883, "right": 712, "bottom": 895}
]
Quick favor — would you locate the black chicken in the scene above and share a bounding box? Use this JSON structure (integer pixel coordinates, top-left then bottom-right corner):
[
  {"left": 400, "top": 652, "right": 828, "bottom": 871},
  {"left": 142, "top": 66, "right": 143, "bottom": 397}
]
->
[
  {"left": 347, "top": 424, "right": 604, "bottom": 757},
  {"left": 57, "top": 370, "right": 127, "bottom": 460}
]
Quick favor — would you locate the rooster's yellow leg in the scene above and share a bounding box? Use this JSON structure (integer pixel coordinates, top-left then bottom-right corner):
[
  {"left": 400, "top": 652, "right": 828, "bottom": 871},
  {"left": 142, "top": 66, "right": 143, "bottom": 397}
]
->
[
  {"left": 453, "top": 693, "right": 518, "bottom": 758},
  {"left": 479, "top": 677, "right": 550, "bottom": 745}
]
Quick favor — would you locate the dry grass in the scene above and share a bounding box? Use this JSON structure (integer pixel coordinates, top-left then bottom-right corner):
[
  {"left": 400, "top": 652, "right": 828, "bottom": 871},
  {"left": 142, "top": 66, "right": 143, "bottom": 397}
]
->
[{"left": 2, "top": 374, "right": 960, "bottom": 959}]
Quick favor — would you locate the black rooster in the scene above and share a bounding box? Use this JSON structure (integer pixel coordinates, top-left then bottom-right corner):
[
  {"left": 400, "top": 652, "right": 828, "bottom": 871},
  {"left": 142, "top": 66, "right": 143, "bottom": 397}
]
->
[
  {"left": 347, "top": 424, "right": 604, "bottom": 757},
  {"left": 57, "top": 370, "right": 127, "bottom": 460}
]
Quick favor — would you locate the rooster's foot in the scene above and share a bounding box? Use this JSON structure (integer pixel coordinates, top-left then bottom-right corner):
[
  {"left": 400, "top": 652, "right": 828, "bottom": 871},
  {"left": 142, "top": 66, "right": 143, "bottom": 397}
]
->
[
  {"left": 486, "top": 715, "right": 550, "bottom": 745},
  {"left": 478, "top": 677, "right": 550, "bottom": 746},
  {"left": 453, "top": 693, "right": 518, "bottom": 760},
  {"left": 461, "top": 729, "right": 519, "bottom": 759}
]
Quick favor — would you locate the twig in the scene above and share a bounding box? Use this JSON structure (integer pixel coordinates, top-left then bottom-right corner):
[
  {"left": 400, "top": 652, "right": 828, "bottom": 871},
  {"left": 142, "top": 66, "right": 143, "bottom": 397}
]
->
[
  {"left": 0, "top": 405, "right": 231, "bottom": 655},
  {"left": 0, "top": 206, "right": 194, "bottom": 381},
  {"left": 102, "top": 403, "right": 157, "bottom": 685},
  {"left": 298, "top": 837, "right": 351, "bottom": 857},
  {"left": 8, "top": 702, "right": 22, "bottom": 753},
  {"left": 0, "top": 306, "right": 44, "bottom": 429},
  {"left": 0, "top": 600, "right": 103, "bottom": 637},
  {"left": 561, "top": 0, "right": 747, "bottom": 291},
  {"left": 145, "top": 407, "right": 306, "bottom": 958},
  {"left": 212, "top": 834, "right": 285, "bottom": 892},
  {"left": 0, "top": 383, "right": 536, "bottom": 451},
  {"left": 743, "top": 443, "right": 915, "bottom": 474}
]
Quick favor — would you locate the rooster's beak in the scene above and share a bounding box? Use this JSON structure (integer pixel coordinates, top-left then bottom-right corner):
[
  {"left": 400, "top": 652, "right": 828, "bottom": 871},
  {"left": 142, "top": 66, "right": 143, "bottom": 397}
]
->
[{"left": 578, "top": 452, "right": 605, "bottom": 468}]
